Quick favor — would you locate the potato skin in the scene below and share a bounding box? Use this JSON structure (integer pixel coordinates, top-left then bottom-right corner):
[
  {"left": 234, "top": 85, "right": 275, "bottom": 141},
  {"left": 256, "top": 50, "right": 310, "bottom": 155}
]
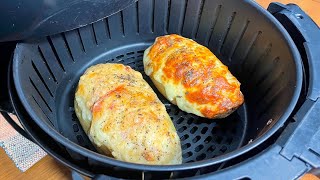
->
[
  {"left": 143, "top": 34, "right": 244, "bottom": 119},
  {"left": 74, "top": 63, "right": 182, "bottom": 165}
]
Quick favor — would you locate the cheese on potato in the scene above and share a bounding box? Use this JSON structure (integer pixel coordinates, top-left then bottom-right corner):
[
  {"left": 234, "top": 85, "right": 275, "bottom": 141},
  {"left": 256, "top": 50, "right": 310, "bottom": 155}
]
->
[
  {"left": 143, "top": 34, "right": 244, "bottom": 119},
  {"left": 74, "top": 63, "right": 182, "bottom": 165}
]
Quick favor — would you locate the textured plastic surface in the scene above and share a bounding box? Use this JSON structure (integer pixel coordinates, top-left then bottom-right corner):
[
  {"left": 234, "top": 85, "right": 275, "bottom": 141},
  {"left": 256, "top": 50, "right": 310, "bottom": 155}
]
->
[
  {"left": 283, "top": 99, "right": 320, "bottom": 167},
  {"left": 0, "top": 0, "right": 137, "bottom": 42},
  {"left": 267, "top": 3, "right": 320, "bottom": 167},
  {"left": 268, "top": 3, "right": 320, "bottom": 101},
  {"left": 11, "top": 0, "right": 302, "bottom": 178},
  {"left": 195, "top": 145, "right": 308, "bottom": 180}
]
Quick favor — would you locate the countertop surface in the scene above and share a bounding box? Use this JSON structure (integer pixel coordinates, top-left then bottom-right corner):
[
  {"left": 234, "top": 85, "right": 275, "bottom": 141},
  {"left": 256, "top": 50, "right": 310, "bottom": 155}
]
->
[{"left": 1, "top": 0, "right": 319, "bottom": 179}]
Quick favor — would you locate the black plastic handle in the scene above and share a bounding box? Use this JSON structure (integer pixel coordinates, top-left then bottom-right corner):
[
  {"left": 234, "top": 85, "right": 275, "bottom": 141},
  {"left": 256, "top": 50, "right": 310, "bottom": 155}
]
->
[
  {"left": 267, "top": 2, "right": 320, "bottom": 101},
  {"left": 267, "top": 1, "right": 320, "bottom": 168},
  {"left": 193, "top": 145, "right": 309, "bottom": 180}
]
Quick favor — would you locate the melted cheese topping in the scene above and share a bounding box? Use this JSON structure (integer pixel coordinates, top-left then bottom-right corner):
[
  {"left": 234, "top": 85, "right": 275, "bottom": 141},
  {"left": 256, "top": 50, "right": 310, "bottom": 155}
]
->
[
  {"left": 74, "top": 63, "right": 182, "bottom": 165},
  {"left": 144, "top": 34, "right": 244, "bottom": 119}
]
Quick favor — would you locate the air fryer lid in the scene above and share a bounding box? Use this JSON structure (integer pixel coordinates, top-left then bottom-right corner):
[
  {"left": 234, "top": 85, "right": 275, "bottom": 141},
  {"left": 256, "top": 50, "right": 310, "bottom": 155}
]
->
[
  {"left": 12, "top": 0, "right": 302, "bottom": 175},
  {"left": 0, "top": 0, "right": 137, "bottom": 42}
]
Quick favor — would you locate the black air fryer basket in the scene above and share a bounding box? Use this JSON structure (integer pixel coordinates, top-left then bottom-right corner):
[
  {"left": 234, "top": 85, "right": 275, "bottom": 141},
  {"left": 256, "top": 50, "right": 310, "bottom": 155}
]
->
[{"left": 1, "top": 0, "right": 320, "bottom": 179}]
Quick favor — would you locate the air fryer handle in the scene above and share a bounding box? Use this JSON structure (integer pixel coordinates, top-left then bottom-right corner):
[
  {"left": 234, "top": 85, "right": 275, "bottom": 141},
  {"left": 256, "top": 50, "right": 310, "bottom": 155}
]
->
[
  {"left": 268, "top": 0, "right": 320, "bottom": 168},
  {"left": 267, "top": 2, "right": 320, "bottom": 101},
  {"left": 193, "top": 145, "right": 309, "bottom": 180}
]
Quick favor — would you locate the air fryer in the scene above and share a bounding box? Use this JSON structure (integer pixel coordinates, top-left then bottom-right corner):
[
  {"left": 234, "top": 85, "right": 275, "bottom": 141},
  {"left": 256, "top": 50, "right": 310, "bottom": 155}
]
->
[{"left": 0, "top": 0, "right": 319, "bottom": 179}]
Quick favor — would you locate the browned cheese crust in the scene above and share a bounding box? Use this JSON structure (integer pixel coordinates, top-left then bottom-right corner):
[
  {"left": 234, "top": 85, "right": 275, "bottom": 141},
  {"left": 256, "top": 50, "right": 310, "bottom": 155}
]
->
[
  {"left": 74, "top": 63, "right": 182, "bottom": 165},
  {"left": 143, "top": 34, "right": 244, "bottom": 119}
]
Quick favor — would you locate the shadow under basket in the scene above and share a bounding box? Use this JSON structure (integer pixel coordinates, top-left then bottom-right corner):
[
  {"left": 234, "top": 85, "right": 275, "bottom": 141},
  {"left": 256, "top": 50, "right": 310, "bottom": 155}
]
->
[{"left": 12, "top": 0, "right": 301, "bottom": 178}]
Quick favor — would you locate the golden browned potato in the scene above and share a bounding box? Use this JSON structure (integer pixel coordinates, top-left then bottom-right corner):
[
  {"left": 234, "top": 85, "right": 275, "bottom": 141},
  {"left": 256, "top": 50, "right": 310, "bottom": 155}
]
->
[
  {"left": 143, "top": 34, "right": 244, "bottom": 119},
  {"left": 74, "top": 63, "right": 182, "bottom": 165}
]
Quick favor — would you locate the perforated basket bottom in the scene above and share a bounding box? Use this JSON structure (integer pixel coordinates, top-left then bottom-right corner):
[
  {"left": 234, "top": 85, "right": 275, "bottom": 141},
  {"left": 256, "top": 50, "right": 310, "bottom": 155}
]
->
[{"left": 55, "top": 43, "right": 247, "bottom": 163}]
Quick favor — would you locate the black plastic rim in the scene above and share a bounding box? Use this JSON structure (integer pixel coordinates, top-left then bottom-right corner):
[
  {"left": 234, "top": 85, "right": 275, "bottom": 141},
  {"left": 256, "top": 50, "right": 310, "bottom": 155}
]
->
[
  {"left": 7, "top": 59, "right": 95, "bottom": 178},
  {"left": 12, "top": 0, "right": 303, "bottom": 172}
]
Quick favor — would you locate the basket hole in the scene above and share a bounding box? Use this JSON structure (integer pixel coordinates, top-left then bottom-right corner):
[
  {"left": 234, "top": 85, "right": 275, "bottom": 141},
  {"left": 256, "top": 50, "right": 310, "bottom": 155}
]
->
[
  {"left": 137, "top": 55, "right": 143, "bottom": 59},
  {"left": 137, "top": 50, "right": 144, "bottom": 54},
  {"left": 182, "top": 151, "right": 193, "bottom": 158},
  {"left": 186, "top": 160, "right": 195, "bottom": 163},
  {"left": 176, "top": 117, "right": 184, "bottom": 124},
  {"left": 137, "top": 65, "right": 144, "bottom": 70},
  {"left": 220, "top": 146, "right": 227, "bottom": 153},
  {"left": 190, "top": 127, "right": 198, "bottom": 134},
  {"left": 137, "top": 61, "right": 143, "bottom": 66},
  {"left": 211, "top": 128, "right": 217, "bottom": 134},
  {"left": 207, "top": 145, "right": 216, "bottom": 153},
  {"left": 204, "top": 136, "right": 212, "bottom": 143},
  {"left": 182, "top": 143, "right": 191, "bottom": 150},
  {"left": 201, "top": 127, "right": 208, "bottom": 134},
  {"left": 116, "top": 54, "right": 124, "bottom": 59},
  {"left": 196, "top": 153, "right": 206, "bottom": 161},
  {"left": 72, "top": 113, "right": 77, "bottom": 121},
  {"left": 178, "top": 126, "right": 187, "bottom": 133},
  {"left": 215, "top": 136, "right": 223, "bottom": 144},
  {"left": 76, "top": 135, "right": 84, "bottom": 144},
  {"left": 180, "top": 134, "right": 189, "bottom": 141},
  {"left": 187, "top": 118, "right": 194, "bottom": 125},
  {"left": 195, "top": 144, "right": 204, "bottom": 152},
  {"left": 192, "top": 136, "right": 201, "bottom": 143},
  {"left": 166, "top": 108, "right": 172, "bottom": 113},
  {"left": 73, "top": 124, "right": 79, "bottom": 132},
  {"left": 126, "top": 52, "right": 134, "bottom": 55}
]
